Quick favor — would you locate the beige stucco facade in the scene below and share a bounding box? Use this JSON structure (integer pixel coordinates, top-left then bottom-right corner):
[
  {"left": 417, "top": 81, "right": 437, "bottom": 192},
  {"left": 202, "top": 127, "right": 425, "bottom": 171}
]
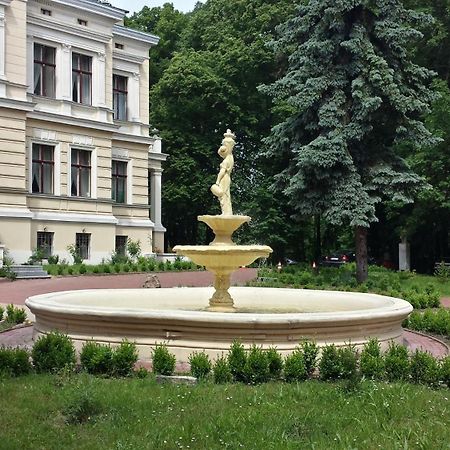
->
[{"left": 0, "top": 0, "right": 166, "bottom": 264}]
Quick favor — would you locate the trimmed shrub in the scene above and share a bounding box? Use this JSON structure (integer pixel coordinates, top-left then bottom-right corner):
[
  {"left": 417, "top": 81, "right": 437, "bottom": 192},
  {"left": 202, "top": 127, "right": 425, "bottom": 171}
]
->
[
  {"left": 57, "top": 265, "right": 65, "bottom": 275},
  {"left": 6, "top": 305, "right": 27, "bottom": 324},
  {"left": 0, "top": 305, "right": 4, "bottom": 321},
  {"left": 113, "top": 264, "right": 121, "bottom": 273},
  {"left": 103, "top": 264, "right": 111, "bottom": 273},
  {"left": 80, "top": 341, "right": 113, "bottom": 375},
  {"left": 301, "top": 340, "right": 319, "bottom": 376},
  {"left": 360, "top": 338, "right": 384, "bottom": 380},
  {"left": 410, "top": 350, "right": 439, "bottom": 386},
  {"left": 284, "top": 348, "right": 307, "bottom": 382},
  {"left": 228, "top": 340, "right": 247, "bottom": 382},
  {"left": 243, "top": 345, "right": 269, "bottom": 384},
  {"left": 384, "top": 342, "right": 410, "bottom": 382},
  {"left": 266, "top": 347, "right": 283, "bottom": 380},
  {"left": 152, "top": 343, "right": 176, "bottom": 375},
  {"left": 112, "top": 340, "right": 138, "bottom": 377},
  {"left": 0, "top": 347, "right": 32, "bottom": 376},
  {"left": 32, "top": 331, "right": 76, "bottom": 373},
  {"left": 440, "top": 356, "right": 450, "bottom": 388},
  {"left": 319, "top": 345, "right": 341, "bottom": 380},
  {"left": 147, "top": 259, "right": 156, "bottom": 271},
  {"left": 79, "top": 264, "right": 87, "bottom": 274},
  {"left": 213, "top": 356, "right": 232, "bottom": 384},
  {"left": 123, "top": 265, "right": 130, "bottom": 273},
  {"left": 135, "top": 367, "right": 149, "bottom": 379},
  {"left": 92, "top": 266, "right": 99, "bottom": 274},
  {"left": 338, "top": 346, "right": 358, "bottom": 380},
  {"left": 189, "top": 351, "right": 212, "bottom": 379}
]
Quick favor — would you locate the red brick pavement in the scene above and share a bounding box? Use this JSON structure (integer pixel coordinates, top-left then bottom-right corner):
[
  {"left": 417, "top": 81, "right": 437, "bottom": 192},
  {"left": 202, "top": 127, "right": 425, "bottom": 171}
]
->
[
  {"left": 0, "top": 268, "right": 257, "bottom": 306},
  {"left": 441, "top": 297, "right": 450, "bottom": 308}
]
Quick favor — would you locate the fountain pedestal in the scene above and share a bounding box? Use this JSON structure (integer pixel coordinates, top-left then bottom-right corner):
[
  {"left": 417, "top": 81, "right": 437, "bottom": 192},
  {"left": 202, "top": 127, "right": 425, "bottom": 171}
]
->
[{"left": 173, "top": 214, "right": 272, "bottom": 312}]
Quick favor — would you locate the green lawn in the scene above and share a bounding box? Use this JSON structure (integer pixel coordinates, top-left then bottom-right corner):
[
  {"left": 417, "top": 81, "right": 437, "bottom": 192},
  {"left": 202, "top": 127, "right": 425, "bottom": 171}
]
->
[{"left": 0, "top": 374, "right": 449, "bottom": 450}]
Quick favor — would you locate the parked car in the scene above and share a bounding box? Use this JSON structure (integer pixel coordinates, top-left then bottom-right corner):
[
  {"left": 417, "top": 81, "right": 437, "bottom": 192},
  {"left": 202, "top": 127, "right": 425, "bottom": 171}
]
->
[{"left": 320, "top": 250, "right": 355, "bottom": 267}]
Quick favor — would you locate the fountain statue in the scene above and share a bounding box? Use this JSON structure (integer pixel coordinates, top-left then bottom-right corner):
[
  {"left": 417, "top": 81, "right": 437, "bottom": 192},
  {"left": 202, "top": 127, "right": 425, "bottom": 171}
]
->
[
  {"left": 173, "top": 130, "right": 272, "bottom": 311},
  {"left": 25, "top": 129, "right": 413, "bottom": 363}
]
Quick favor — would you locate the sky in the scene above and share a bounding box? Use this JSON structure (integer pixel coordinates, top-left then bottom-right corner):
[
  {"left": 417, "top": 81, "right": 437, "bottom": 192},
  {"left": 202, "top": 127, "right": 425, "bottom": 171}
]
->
[{"left": 110, "top": 0, "right": 199, "bottom": 14}]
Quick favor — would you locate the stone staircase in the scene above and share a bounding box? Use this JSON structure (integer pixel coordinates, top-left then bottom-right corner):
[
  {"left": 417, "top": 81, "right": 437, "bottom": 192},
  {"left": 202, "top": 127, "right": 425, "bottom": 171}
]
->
[{"left": 10, "top": 265, "right": 51, "bottom": 279}]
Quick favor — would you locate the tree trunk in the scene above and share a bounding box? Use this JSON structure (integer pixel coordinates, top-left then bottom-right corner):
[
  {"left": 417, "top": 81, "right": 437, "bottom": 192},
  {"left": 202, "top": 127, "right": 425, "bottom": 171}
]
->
[
  {"left": 355, "top": 226, "right": 368, "bottom": 283},
  {"left": 314, "top": 214, "right": 321, "bottom": 263}
]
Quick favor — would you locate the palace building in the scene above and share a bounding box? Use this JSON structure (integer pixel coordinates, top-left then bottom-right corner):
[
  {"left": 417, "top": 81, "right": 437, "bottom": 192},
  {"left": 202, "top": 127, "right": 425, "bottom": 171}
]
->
[{"left": 0, "top": 0, "right": 166, "bottom": 264}]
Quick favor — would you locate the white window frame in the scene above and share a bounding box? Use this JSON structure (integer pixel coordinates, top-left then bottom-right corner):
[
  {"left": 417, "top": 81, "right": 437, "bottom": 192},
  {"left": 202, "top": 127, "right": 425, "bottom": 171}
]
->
[
  {"left": 67, "top": 145, "right": 97, "bottom": 199},
  {"left": 28, "top": 140, "right": 61, "bottom": 196}
]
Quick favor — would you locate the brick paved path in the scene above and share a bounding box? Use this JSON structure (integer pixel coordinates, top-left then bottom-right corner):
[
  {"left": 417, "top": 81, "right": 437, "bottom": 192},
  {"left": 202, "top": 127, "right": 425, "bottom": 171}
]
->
[{"left": 0, "top": 268, "right": 257, "bottom": 306}]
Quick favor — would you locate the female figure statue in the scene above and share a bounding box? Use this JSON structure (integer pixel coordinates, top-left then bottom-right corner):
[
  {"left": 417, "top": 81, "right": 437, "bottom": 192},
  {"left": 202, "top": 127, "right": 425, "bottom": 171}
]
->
[{"left": 211, "top": 129, "right": 235, "bottom": 215}]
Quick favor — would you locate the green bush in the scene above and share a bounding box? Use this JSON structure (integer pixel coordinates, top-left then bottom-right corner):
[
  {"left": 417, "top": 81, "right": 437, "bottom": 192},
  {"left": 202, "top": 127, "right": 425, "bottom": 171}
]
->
[
  {"left": 80, "top": 341, "right": 113, "bottom": 375},
  {"left": 6, "top": 304, "right": 26, "bottom": 324},
  {"left": 92, "top": 266, "right": 99, "bottom": 274},
  {"left": 31, "top": 331, "right": 76, "bottom": 373},
  {"left": 188, "top": 351, "right": 212, "bottom": 379},
  {"left": 123, "top": 265, "right": 130, "bottom": 273},
  {"left": 47, "top": 255, "right": 59, "bottom": 265},
  {"left": 147, "top": 259, "right": 156, "bottom": 271},
  {"left": 337, "top": 346, "right": 358, "bottom": 380},
  {"left": 284, "top": 348, "right": 307, "bottom": 382},
  {"left": 319, "top": 345, "right": 341, "bottom": 380},
  {"left": 0, "top": 347, "right": 32, "bottom": 376},
  {"left": 103, "top": 264, "right": 111, "bottom": 273},
  {"left": 384, "top": 342, "right": 410, "bottom": 382},
  {"left": 152, "top": 343, "right": 176, "bottom": 375},
  {"left": 404, "top": 309, "right": 450, "bottom": 337},
  {"left": 157, "top": 261, "right": 165, "bottom": 271},
  {"left": 112, "top": 340, "right": 138, "bottom": 377},
  {"left": 440, "top": 356, "right": 450, "bottom": 388},
  {"left": 243, "top": 345, "right": 269, "bottom": 384},
  {"left": 409, "top": 350, "right": 440, "bottom": 386},
  {"left": 63, "top": 386, "right": 103, "bottom": 425},
  {"left": 0, "top": 305, "right": 3, "bottom": 321},
  {"left": 67, "top": 267, "right": 74, "bottom": 275},
  {"left": 360, "top": 338, "right": 384, "bottom": 380},
  {"left": 301, "top": 340, "right": 319, "bottom": 376},
  {"left": 57, "top": 265, "right": 65, "bottom": 275},
  {"left": 113, "top": 264, "right": 121, "bottom": 273},
  {"left": 213, "top": 355, "right": 232, "bottom": 384},
  {"left": 79, "top": 264, "right": 87, "bottom": 274},
  {"left": 266, "top": 347, "right": 283, "bottom": 380},
  {"left": 228, "top": 340, "right": 247, "bottom": 382}
]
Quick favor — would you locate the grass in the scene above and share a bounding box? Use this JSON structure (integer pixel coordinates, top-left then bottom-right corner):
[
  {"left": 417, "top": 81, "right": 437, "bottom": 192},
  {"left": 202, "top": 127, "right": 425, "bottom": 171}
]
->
[{"left": 0, "top": 374, "right": 449, "bottom": 449}]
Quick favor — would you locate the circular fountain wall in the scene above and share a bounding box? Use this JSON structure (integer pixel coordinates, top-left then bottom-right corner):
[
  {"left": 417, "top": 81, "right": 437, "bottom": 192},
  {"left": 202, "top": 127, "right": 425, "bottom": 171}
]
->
[{"left": 26, "top": 287, "right": 412, "bottom": 362}]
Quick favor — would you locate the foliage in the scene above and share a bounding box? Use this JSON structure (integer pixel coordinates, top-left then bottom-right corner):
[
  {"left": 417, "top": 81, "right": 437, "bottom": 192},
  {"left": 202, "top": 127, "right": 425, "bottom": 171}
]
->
[
  {"left": 441, "top": 356, "right": 450, "bottom": 388},
  {"left": 0, "top": 305, "right": 3, "bottom": 321},
  {"left": 47, "top": 254, "right": 59, "bottom": 265},
  {"left": 27, "top": 247, "right": 46, "bottom": 265},
  {"left": 67, "top": 244, "right": 83, "bottom": 264},
  {"left": 434, "top": 261, "right": 450, "bottom": 282},
  {"left": 112, "top": 340, "right": 139, "bottom": 377},
  {"left": 0, "top": 347, "right": 32, "bottom": 377},
  {"left": 243, "top": 345, "right": 270, "bottom": 384},
  {"left": 266, "top": 347, "right": 283, "bottom": 380},
  {"left": 409, "top": 350, "right": 440, "bottom": 385},
  {"left": 212, "top": 355, "right": 232, "bottom": 384},
  {"left": 62, "top": 382, "right": 104, "bottom": 425},
  {"left": 126, "top": 239, "right": 142, "bottom": 261},
  {"left": 360, "top": 338, "right": 384, "bottom": 380},
  {"left": 80, "top": 341, "right": 113, "bottom": 376},
  {"left": 301, "top": 340, "right": 319, "bottom": 376},
  {"left": 262, "top": 0, "right": 438, "bottom": 280},
  {"left": 384, "top": 342, "right": 410, "bottom": 382},
  {"left": 6, "top": 304, "right": 26, "bottom": 324},
  {"left": 188, "top": 351, "right": 212, "bottom": 379},
  {"left": 31, "top": 331, "right": 76, "bottom": 373},
  {"left": 227, "top": 340, "right": 247, "bottom": 382},
  {"left": 284, "top": 348, "right": 307, "bottom": 382},
  {"left": 151, "top": 343, "right": 176, "bottom": 376},
  {"left": 319, "top": 345, "right": 358, "bottom": 381},
  {"left": 404, "top": 309, "right": 450, "bottom": 337}
]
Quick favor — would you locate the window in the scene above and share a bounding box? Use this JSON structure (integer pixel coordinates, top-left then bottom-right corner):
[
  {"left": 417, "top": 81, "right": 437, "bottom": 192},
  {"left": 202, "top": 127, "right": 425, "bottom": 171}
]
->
[
  {"left": 77, "top": 19, "right": 88, "bottom": 26},
  {"left": 113, "top": 75, "right": 127, "bottom": 120},
  {"left": 34, "top": 44, "right": 56, "bottom": 98},
  {"left": 72, "top": 53, "right": 92, "bottom": 105},
  {"left": 41, "top": 8, "right": 52, "bottom": 16},
  {"left": 115, "top": 236, "right": 128, "bottom": 256},
  {"left": 112, "top": 160, "right": 127, "bottom": 203},
  {"left": 71, "top": 149, "right": 91, "bottom": 197},
  {"left": 32, "top": 144, "right": 54, "bottom": 194},
  {"left": 37, "top": 232, "right": 53, "bottom": 258},
  {"left": 76, "top": 233, "right": 90, "bottom": 260},
  {"left": 115, "top": 43, "right": 124, "bottom": 50}
]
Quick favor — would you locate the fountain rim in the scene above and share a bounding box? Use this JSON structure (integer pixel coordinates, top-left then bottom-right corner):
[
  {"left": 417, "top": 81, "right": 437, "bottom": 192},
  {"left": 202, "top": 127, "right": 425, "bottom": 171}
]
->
[{"left": 25, "top": 287, "right": 413, "bottom": 324}]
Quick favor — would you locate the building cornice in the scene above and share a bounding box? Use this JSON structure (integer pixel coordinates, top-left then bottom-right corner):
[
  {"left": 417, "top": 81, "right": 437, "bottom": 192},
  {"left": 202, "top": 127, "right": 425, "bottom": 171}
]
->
[
  {"left": 28, "top": 14, "right": 112, "bottom": 44},
  {"left": 31, "top": 210, "right": 119, "bottom": 224},
  {"left": 28, "top": 110, "right": 118, "bottom": 133},
  {"left": 113, "top": 50, "right": 147, "bottom": 64},
  {"left": 113, "top": 25, "right": 159, "bottom": 46},
  {"left": 112, "top": 132, "right": 155, "bottom": 145},
  {"left": 149, "top": 152, "right": 168, "bottom": 162},
  {"left": 49, "top": 0, "right": 125, "bottom": 21},
  {"left": 0, "top": 97, "right": 35, "bottom": 112}
]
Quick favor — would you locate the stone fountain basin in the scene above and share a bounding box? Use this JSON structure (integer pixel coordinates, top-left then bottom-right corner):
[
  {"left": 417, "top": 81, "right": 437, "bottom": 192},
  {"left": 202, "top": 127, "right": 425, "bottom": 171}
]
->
[
  {"left": 172, "top": 245, "right": 272, "bottom": 268},
  {"left": 26, "top": 287, "right": 412, "bottom": 362}
]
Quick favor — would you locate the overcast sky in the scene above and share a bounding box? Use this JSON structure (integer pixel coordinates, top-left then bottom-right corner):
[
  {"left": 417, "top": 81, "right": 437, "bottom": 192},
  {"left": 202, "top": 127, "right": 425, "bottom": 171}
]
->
[{"left": 110, "top": 0, "right": 199, "bottom": 14}]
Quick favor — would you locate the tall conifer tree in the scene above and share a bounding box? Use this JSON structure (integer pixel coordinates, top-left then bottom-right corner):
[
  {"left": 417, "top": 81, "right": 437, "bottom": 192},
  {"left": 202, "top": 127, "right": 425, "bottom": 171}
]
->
[{"left": 262, "top": 0, "right": 438, "bottom": 281}]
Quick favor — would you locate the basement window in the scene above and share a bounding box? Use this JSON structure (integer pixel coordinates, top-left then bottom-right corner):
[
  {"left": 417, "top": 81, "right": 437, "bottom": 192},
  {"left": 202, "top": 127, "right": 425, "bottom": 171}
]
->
[
  {"left": 41, "top": 9, "right": 52, "bottom": 16},
  {"left": 115, "top": 43, "right": 124, "bottom": 50},
  {"left": 77, "top": 19, "right": 88, "bottom": 26}
]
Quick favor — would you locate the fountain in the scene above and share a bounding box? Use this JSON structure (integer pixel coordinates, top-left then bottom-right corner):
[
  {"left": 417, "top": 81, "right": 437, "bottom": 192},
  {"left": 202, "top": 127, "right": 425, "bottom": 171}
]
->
[{"left": 25, "top": 130, "right": 412, "bottom": 362}]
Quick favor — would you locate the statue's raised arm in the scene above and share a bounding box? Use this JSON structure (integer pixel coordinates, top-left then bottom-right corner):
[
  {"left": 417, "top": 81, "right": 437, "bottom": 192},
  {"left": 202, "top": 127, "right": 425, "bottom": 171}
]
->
[{"left": 210, "top": 129, "right": 235, "bottom": 215}]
